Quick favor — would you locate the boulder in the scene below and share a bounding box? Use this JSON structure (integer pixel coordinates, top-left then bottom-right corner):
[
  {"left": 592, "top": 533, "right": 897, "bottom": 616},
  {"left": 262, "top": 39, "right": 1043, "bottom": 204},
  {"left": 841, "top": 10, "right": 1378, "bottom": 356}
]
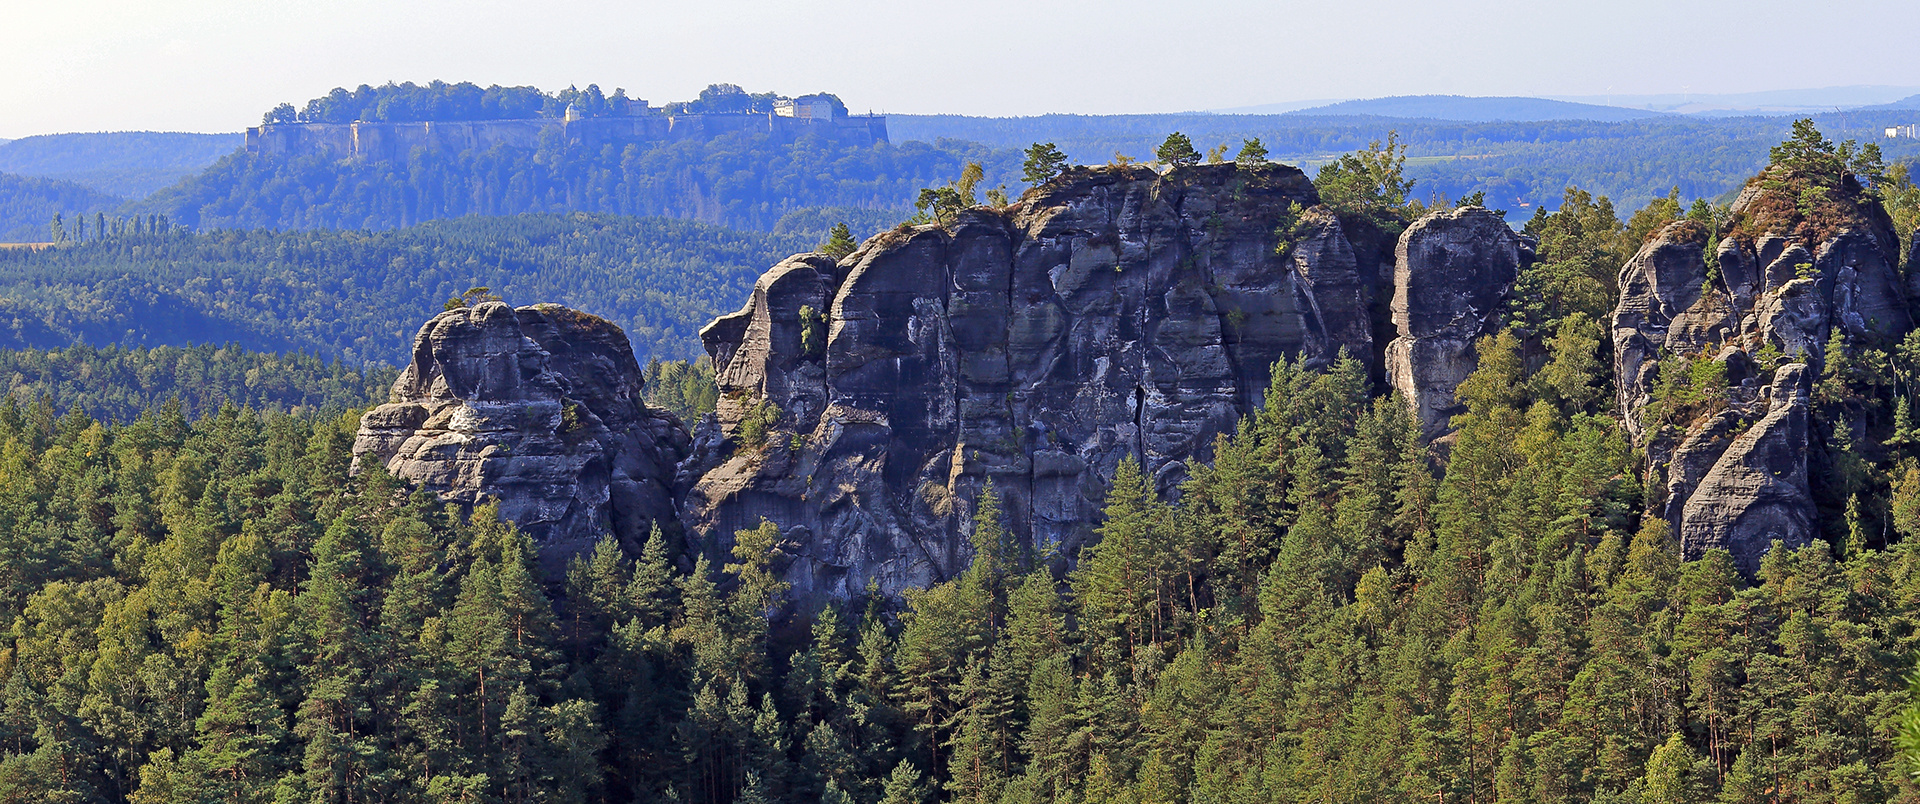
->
[{"left": 352, "top": 302, "right": 690, "bottom": 573}]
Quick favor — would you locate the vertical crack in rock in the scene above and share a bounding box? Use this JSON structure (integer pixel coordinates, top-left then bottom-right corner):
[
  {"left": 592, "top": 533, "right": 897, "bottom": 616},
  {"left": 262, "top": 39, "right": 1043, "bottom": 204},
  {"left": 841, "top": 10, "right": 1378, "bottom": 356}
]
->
[
  {"left": 680, "top": 163, "right": 1368, "bottom": 603},
  {"left": 1614, "top": 170, "right": 1912, "bottom": 575},
  {"left": 1384, "top": 206, "right": 1525, "bottom": 438}
]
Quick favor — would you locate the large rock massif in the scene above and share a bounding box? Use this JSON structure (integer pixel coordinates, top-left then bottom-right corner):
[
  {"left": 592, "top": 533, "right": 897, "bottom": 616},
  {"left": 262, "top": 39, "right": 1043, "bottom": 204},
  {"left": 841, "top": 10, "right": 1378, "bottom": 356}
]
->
[
  {"left": 1612, "top": 171, "right": 1911, "bottom": 574},
  {"left": 680, "top": 164, "right": 1378, "bottom": 600},
  {"left": 352, "top": 302, "right": 690, "bottom": 573},
  {"left": 350, "top": 160, "right": 1904, "bottom": 596}
]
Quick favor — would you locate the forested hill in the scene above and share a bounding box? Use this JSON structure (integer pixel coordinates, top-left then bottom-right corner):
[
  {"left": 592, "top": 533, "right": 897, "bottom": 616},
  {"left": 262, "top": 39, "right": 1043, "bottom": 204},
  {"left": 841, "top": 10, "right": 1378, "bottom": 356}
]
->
[
  {"left": 0, "top": 352, "right": 1916, "bottom": 802},
  {"left": 136, "top": 131, "right": 1010, "bottom": 234},
  {"left": 890, "top": 111, "right": 1920, "bottom": 213},
  {"left": 0, "top": 172, "right": 122, "bottom": 242},
  {"left": 0, "top": 131, "right": 243, "bottom": 197},
  {"left": 0, "top": 213, "right": 812, "bottom": 363}
]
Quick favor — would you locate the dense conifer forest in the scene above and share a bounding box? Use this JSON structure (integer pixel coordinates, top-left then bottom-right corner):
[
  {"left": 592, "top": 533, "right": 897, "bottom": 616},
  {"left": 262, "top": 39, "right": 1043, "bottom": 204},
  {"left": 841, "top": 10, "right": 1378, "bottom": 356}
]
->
[
  {"left": 0, "top": 343, "right": 396, "bottom": 422},
  {"left": 2, "top": 339, "right": 1919, "bottom": 802},
  {"left": 0, "top": 213, "right": 813, "bottom": 363},
  {"left": 0, "top": 173, "right": 123, "bottom": 242}
]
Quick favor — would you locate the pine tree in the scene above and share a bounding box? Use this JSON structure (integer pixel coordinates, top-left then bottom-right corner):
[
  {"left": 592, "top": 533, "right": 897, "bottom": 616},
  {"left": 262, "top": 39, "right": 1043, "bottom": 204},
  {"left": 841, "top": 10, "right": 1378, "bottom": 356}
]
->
[
  {"left": 1156, "top": 132, "right": 1201, "bottom": 168},
  {"left": 1236, "top": 137, "right": 1269, "bottom": 166},
  {"left": 821, "top": 223, "right": 858, "bottom": 260},
  {"left": 1022, "top": 143, "right": 1069, "bottom": 186}
]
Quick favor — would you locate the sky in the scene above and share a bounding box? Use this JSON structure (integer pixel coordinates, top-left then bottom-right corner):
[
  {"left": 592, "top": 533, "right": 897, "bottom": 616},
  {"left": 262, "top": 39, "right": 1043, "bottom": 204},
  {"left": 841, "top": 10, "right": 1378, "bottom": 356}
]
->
[{"left": 5, "top": 0, "right": 1920, "bottom": 139}]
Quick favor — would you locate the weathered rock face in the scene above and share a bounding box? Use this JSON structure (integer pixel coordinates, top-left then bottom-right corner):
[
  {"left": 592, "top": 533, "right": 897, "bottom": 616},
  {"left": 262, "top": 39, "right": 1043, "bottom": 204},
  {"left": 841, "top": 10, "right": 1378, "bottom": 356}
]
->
[
  {"left": 1675, "top": 364, "right": 1815, "bottom": 575},
  {"left": 1384, "top": 206, "right": 1525, "bottom": 436},
  {"left": 1614, "top": 171, "right": 1912, "bottom": 573},
  {"left": 353, "top": 302, "right": 690, "bottom": 572},
  {"left": 680, "top": 163, "right": 1373, "bottom": 601}
]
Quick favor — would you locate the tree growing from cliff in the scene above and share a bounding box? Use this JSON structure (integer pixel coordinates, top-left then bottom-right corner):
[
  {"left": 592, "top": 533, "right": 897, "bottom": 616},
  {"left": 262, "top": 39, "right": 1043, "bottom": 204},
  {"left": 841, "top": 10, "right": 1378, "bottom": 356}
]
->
[
  {"left": 1235, "top": 137, "right": 1269, "bottom": 166},
  {"left": 1021, "top": 143, "right": 1068, "bottom": 187},
  {"left": 820, "top": 223, "right": 857, "bottom": 259},
  {"left": 1156, "top": 133, "right": 1201, "bottom": 169},
  {"left": 1313, "top": 131, "right": 1413, "bottom": 229},
  {"left": 444, "top": 285, "right": 503, "bottom": 310}
]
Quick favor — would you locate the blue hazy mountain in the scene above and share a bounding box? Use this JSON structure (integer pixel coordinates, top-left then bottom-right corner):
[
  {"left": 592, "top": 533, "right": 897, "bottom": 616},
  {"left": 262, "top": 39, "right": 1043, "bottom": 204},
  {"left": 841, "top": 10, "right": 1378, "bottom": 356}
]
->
[
  {"left": 1281, "top": 95, "right": 1665, "bottom": 122},
  {"left": 0, "top": 132, "right": 242, "bottom": 198},
  {"left": 1556, "top": 85, "right": 1920, "bottom": 116},
  {"left": 1854, "top": 94, "right": 1920, "bottom": 111}
]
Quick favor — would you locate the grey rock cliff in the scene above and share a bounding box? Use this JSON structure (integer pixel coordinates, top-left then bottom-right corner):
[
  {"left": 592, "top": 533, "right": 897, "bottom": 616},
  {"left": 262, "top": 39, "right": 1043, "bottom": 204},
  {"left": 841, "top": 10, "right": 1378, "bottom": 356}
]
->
[
  {"left": 1384, "top": 206, "right": 1524, "bottom": 436},
  {"left": 1676, "top": 364, "right": 1816, "bottom": 574},
  {"left": 1614, "top": 171, "right": 1912, "bottom": 573},
  {"left": 680, "top": 163, "right": 1373, "bottom": 602},
  {"left": 353, "top": 302, "right": 690, "bottom": 572}
]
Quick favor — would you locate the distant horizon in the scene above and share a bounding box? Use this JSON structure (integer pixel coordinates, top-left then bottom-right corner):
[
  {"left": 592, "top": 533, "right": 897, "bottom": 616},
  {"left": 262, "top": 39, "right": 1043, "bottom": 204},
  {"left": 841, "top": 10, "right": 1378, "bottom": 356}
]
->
[
  {"left": 6, "top": 0, "right": 1918, "bottom": 138},
  {"left": 5, "top": 85, "right": 1920, "bottom": 139}
]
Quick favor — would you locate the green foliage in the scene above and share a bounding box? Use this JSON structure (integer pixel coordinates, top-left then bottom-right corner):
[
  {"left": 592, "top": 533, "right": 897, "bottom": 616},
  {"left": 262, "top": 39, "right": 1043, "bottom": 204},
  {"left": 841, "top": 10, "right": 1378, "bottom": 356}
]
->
[
  {"left": 1517, "top": 187, "right": 1628, "bottom": 330},
  {"left": 1020, "top": 143, "right": 1069, "bottom": 187},
  {"left": 0, "top": 326, "right": 1911, "bottom": 802},
  {"left": 1154, "top": 132, "right": 1200, "bottom": 168},
  {"left": 1742, "top": 119, "right": 1889, "bottom": 243},
  {"left": 1877, "top": 161, "right": 1920, "bottom": 265},
  {"left": 1644, "top": 351, "right": 1730, "bottom": 430},
  {"left": 911, "top": 162, "right": 990, "bottom": 227},
  {"left": 144, "top": 130, "right": 1018, "bottom": 234},
  {"left": 1313, "top": 131, "right": 1415, "bottom": 232},
  {"left": 1622, "top": 186, "right": 1685, "bottom": 249},
  {"left": 0, "top": 213, "right": 810, "bottom": 363},
  {"left": 735, "top": 397, "right": 783, "bottom": 450},
  {"left": 820, "top": 223, "right": 858, "bottom": 260},
  {"left": 1270, "top": 200, "right": 1314, "bottom": 259},
  {"left": 0, "top": 343, "right": 393, "bottom": 422},
  {"left": 0, "top": 172, "right": 121, "bottom": 243},
  {"left": 1234, "top": 137, "right": 1268, "bottom": 166},
  {"left": 443, "top": 285, "right": 502, "bottom": 311},
  {"left": 0, "top": 131, "right": 241, "bottom": 198},
  {"left": 645, "top": 357, "right": 718, "bottom": 423},
  {"left": 893, "top": 111, "right": 1920, "bottom": 214},
  {"left": 1533, "top": 313, "right": 1610, "bottom": 414},
  {"left": 276, "top": 80, "right": 567, "bottom": 123},
  {"left": 799, "top": 306, "right": 827, "bottom": 359}
]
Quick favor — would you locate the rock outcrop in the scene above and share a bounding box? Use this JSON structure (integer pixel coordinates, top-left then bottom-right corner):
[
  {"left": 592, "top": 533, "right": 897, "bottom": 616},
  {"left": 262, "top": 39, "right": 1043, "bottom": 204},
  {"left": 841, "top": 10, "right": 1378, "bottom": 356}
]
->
[
  {"left": 353, "top": 302, "right": 690, "bottom": 572},
  {"left": 1613, "top": 169, "right": 1912, "bottom": 572},
  {"left": 1675, "top": 364, "right": 1815, "bottom": 574},
  {"left": 680, "top": 163, "right": 1374, "bottom": 601},
  {"left": 1384, "top": 206, "right": 1526, "bottom": 436}
]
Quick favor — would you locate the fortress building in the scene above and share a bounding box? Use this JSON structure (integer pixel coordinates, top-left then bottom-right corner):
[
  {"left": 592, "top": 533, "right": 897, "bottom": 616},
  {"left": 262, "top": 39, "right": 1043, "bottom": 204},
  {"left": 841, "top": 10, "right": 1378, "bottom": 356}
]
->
[{"left": 246, "top": 102, "right": 888, "bottom": 161}]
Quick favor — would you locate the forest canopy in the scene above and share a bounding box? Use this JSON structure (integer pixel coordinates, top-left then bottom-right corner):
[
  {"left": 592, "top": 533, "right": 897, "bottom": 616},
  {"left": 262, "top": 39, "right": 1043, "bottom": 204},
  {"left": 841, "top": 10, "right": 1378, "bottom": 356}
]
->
[{"left": 0, "top": 213, "right": 812, "bottom": 363}]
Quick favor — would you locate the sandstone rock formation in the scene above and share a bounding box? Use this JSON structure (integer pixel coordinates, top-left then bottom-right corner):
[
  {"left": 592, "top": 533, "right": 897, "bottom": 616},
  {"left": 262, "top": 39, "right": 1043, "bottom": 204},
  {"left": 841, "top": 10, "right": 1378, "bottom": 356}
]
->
[
  {"left": 679, "top": 163, "right": 1374, "bottom": 601},
  {"left": 353, "top": 302, "right": 690, "bottom": 572},
  {"left": 1613, "top": 169, "right": 1911, "bottom": 573},
  {"left": 1384, "top": 206, "right": 1526, "bottom": 436},
  {"left": 1675, "top": 364, "right": 1815, "bottom": 574}
]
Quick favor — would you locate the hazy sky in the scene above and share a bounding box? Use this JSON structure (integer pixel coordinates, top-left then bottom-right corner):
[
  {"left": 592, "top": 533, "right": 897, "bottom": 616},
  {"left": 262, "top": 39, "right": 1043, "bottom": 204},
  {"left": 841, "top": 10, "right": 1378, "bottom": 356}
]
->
[{"left": 5, "top": 0, "right": 1919, "bottom": 138}]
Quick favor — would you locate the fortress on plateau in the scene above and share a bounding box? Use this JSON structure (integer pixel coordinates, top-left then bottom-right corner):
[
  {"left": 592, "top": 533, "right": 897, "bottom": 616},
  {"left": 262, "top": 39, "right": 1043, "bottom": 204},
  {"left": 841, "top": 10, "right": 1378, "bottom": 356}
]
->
[{"left": 245, "top": 98, "right": 889, "bottom": 161}]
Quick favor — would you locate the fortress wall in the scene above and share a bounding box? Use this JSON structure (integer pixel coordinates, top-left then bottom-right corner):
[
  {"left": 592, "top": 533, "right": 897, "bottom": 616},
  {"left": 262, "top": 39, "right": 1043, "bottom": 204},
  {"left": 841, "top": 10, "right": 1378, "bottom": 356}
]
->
[{"left": 248, "top": 124, "right": 355, "bottom": 158}]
